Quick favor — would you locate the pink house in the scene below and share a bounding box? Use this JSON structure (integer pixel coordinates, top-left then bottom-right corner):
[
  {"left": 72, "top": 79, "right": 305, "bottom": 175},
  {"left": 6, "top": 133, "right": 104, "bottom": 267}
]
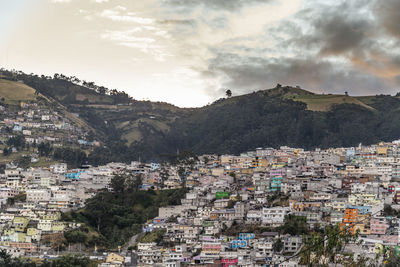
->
[
  {"left": 269, "top": 168, "right": 286, "bottom": 177},
  {"left": 221, "top": 258, "right": 238, "bottom": 266},
  {"left": 370, "top": 217, "right": 387, "bottom": 235},
  {"left": 202, "top": 242, "right": 221, "bottom": 255}
]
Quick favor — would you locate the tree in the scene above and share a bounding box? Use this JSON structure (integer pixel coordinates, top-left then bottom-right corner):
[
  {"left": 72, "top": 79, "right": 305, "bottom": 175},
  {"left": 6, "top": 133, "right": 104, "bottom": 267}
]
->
[
  {"left": 16, "top": 156, "right": 31, "bottom": 169},
  {"left": 64, "top": 230, "right": 88, "bottom": 244},
  {"left": 38, "top": 142, "right": 52, "bottom": 157},
  {"left": 3, "top": 147, "right": 10, "bottom": 156},
  {"left": 273, "top": 238, "right": 283, "bottom": 252},
  {"left": 225, "top": 89, "right": 232, "bottom": 98},
  {"left": 7, "top": 135, "right": 25, "bottom": 149},
  {"left": 0, "top": 249, "right": 35, "bottom": 266},
  {"left": 110, "top": 174, "right": 126, "bottom": 194},
  {"left": 281, "top": 215, "right": 308, "bottom": 235},
  {"left": 126, "top": 174, "right": 143, "bottom": 193},
  {"left": 43, "top": 254, "right": 95, "bottom": 267},
  {"left": 53, "top": 148, "right": 87, "bottom": 168},
  {"left": 298, "top": 225, "right": 361, "bottom": 266}
]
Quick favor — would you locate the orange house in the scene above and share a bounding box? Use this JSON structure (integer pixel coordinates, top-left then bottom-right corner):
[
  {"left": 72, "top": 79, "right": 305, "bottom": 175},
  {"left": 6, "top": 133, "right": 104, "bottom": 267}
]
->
[{"left": 341, "top": 208, "right": 359, "bottom": 234}]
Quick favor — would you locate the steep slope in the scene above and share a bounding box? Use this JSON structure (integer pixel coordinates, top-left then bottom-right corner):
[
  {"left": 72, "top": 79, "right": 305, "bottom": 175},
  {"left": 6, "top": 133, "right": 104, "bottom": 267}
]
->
[
  {"left": 0, "top": 70, "right": 186, "bottom": 144},
  {"left": 0, "top": 78, "right": 94, "bottom": 133},
  {"left": 2, "top": 70, "right": 400, "bottom": 163}
]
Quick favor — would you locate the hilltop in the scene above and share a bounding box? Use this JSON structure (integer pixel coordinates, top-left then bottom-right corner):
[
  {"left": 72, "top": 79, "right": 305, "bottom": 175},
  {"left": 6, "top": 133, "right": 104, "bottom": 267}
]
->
[
  {"left": 259, "top": 85, "right": 375, "bottom": 112},
  {"left": 2, "top": 69, "right": 400, "bottom": 163},
  {"left": 204, "top": 85, "right": 377, "bottom": 112}
]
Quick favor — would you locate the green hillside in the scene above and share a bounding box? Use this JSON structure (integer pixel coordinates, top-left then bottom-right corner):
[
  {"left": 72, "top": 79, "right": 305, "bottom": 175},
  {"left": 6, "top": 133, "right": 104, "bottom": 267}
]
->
[
  {"left": 2, "top": 69, "right": 400, "bottom": 163},
  {"left": 0, "top": 79, "right": 37, "bottom": 104}
]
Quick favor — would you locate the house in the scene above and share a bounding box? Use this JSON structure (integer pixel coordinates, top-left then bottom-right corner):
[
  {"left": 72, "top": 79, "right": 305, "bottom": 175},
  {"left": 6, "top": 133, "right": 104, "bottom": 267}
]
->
[
  {"left": 106, "top": 253, "right": 125, "bottom": 265},
  {"left": 370, "top": 217, "right": 387, "bottom": 235},
  {"left": 283, "top": 236, "right": 302, "bottom": 253},
  {"left": 262, "top": 207, "right": 290, "bottom": 226}
]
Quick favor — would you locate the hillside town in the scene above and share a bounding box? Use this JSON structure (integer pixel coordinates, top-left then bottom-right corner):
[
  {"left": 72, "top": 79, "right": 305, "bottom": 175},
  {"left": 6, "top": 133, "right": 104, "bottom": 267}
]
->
[
  {"left": 4, "top": 0, "right": 400, "bottom": 266},
  {"left": 0, "top": 139, "right": 400, "bottom": 266},
  {"left": 0, "top": 95, "right": 98, "bottom": 157}
]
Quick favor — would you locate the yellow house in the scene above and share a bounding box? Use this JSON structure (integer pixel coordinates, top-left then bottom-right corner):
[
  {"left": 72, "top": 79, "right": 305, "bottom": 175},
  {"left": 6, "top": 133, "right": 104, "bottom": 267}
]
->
[
  {"left": 51, "top": 222, "right": 65, "bottom": 232},
  {"left": 106, "top": 253, "right": 124, "bottom": 264},
  {"left": 327, "top": 200, "right": 347, "bottom": 211},
  {"left": 251, "top": 158, "right": 268, "bottom": 168},
  {"left": 377, "top": 144, "right": 388, "bottom": 156},
  {"left": 0, "top": 241, "right": 10, "bottom": 247},
  {"left": 258, "top": 159, "right": 269, "bottom": 167},
  {"left": 42, "top": 212, "right": 61, "bottom": 221},
  {"left": 271, "top": 164, "right": 285, "bottom": 169},
  {"left": 27, "top": 228, "right": 38, "bottom": 236},
  {"left": 4, "top": 229, "right": 15, "bottom": 236},
  {"left": 348, "top": 193, "right": 380, "bottom": 206},
  {"left": 13, "top": 217, "right": 29, "bottom": 232},
  {"left": 354, "top": 223, "right": 370, "bottom": 235}
]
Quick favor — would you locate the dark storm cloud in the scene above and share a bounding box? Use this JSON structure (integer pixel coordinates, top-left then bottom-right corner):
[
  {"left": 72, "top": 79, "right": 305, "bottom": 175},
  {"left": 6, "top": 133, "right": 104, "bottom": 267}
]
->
[
  {"left": 200, "top": 0, "right": 400, "bottom": 97},
  {"left": 375, "top": 0, "right": 400, "bottom": 38},
  {"left": 206, "top": 53, "right": 389, "bottom": 96},
  {"left": 286, "top": 2, "right": 374, "bottom": 56},
  {"left": 315, "top": 16, "right": 372, "bottom": 55},
  {"left": 162, "top": 0, "right": 273, "bottom": 11},
  {"left": 158, "top": 0, "right": 400, "bottom": 99}
]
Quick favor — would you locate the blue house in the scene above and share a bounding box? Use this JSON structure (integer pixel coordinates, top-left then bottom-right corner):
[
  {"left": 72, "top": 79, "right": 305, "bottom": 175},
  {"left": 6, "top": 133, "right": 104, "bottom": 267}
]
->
[
  {"left": 230, "top": 239, "right": 247, "bottom": 249},
  {"left": 238, "top": 233, "right": 255, "bottom": 240},
  {"left": 346, "top": 204, "right": 370, "bottom": 214},
  {"left": 64, "top": 171, "right": 85, "bottom": 180}
]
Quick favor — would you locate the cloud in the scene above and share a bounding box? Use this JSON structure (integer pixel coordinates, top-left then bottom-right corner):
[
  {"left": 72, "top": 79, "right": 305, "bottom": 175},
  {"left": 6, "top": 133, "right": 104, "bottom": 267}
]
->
[
  {"left": 193, "top": 0, "right": 400, "bottom": 98},
  {"left": 100, "top": 29, "right": 172, "bottom": 61},
  {"left": 158, "top": 19, "right": 196, "bottom": 26},
  {"left": 162, "top": 0, "right": 273, "bottom": 12},
  {"left": 283, "top": 0, "right": 400, "bottom": 87},
  {"left": 205, "top": 53, "right": 389, "bottom": 96},
  {"left": 375, "top": 0, "right": 400, "bottom": 38},
  {"left": 99, "top": 7, "right": 154, "bottom": 24},
  {"left": 316, "top": 17, "right": 371, "bottom": 55}
]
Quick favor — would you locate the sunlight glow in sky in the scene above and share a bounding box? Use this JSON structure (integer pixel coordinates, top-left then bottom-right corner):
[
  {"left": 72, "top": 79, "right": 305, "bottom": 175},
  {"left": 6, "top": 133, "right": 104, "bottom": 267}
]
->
[{"left": 1, "top": 0, "right": 400, "bottom": 107}]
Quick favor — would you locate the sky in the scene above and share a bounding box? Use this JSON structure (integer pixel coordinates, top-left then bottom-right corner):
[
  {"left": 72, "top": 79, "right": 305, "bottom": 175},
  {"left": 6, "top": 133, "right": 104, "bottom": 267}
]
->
[{"left": 1, "top": 0, "right": 400, "bottom": 107}]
